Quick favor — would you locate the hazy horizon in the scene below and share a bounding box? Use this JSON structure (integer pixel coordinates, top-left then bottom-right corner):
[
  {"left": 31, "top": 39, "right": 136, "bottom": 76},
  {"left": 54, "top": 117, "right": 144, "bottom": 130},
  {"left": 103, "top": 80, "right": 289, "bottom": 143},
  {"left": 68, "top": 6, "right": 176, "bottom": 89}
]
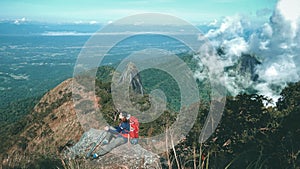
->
[
  {"left": 0, "top": 0, "right": 277, "bottom": 24},
  {"left": 1, "top": 0, "right": 300, "bottom": 106}
]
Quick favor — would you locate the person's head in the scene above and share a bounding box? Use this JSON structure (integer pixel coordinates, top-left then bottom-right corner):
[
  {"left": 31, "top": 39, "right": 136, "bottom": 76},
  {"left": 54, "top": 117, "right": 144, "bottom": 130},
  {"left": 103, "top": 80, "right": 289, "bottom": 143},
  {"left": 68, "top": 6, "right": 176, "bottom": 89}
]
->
[{"left": 119, "top": 111, "right": 130, "bottom": 122}]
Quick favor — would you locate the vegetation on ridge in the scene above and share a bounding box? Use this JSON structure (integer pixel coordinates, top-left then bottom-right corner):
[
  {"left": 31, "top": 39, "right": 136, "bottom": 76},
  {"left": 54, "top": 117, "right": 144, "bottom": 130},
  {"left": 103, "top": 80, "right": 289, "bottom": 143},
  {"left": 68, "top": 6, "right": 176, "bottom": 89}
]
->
[{"left": 0, "top": 59, "right": 299, "bottom": 168}]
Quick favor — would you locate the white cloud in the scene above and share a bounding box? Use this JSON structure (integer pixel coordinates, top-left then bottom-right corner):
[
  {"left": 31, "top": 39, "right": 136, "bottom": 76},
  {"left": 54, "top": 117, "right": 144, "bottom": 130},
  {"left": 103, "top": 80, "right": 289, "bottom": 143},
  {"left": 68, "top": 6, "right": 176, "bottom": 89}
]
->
[
  {"left": 259, "top": 40, "right": 270, "bottom": 50},
  {"left": 89, "top": 20, "right": 98, "bottom": 25},
  {"left": 257, "top": 56, "right": 299, "bottom": 83},
  {"left": 74, "top": 20, "right": 84, "bottom": 24},
  {"left": 223, "top": 37, "right": 248, "bottom": 57},
  {"left": 14, "top": 17, "right": 27, "bottom": 25},
  {"left": 277, "top": 0, "right": 300, "bottom": 22},
  {"left": 254, "top": 83, "right": 280, "bottom": 102},
  {"left": 238, "top": 0, "right": 300, "bottom": 100},
  {"left": 208, "top": 19, "right": 218, "bottom": 26},
  {"left": 264, "top": 65, "right": 278, "bottom": 77},
  {"left": 195, "top": 0, "right": 300, "bottom": 101},
  {"left": 41, "top": 31, "right": 92, "bottom": 36},
  {"left": 261, "top": 23, "right": 272, "bottom": 38},
  {"left": 205, "top": 15, "right": 247, "bottom": 42},
  {"left": 275, "top": 0, "right": 300, "bottom": 40}
]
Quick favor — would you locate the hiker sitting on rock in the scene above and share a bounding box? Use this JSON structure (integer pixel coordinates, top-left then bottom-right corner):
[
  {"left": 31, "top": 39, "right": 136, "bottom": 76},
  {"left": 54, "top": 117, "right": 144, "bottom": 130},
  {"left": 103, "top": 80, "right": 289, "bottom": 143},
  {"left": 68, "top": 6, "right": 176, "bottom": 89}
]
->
[{"left": 92, "top": 111, "right": 131, "bottom": 159}]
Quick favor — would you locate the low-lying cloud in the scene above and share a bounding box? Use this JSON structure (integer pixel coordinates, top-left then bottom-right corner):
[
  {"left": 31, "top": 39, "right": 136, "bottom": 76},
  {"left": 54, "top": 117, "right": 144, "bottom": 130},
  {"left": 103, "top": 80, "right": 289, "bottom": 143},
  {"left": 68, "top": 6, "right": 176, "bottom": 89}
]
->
[{"left": 196, "top": 0, "right": 300, "bottom": 102}]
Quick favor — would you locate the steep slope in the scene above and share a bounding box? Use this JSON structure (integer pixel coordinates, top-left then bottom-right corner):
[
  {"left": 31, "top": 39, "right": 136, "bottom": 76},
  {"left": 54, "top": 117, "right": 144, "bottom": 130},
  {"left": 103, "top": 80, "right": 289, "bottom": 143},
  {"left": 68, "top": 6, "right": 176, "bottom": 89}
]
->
[{"left": 2, "top": 79, "right": 84, "bottom": 167}]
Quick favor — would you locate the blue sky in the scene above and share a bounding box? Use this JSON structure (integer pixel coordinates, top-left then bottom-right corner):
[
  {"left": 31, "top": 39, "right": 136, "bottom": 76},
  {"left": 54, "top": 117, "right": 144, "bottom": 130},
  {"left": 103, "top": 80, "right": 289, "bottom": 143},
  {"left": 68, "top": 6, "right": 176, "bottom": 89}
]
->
[{"left": 0, "top": 0, "right": 278, "bottom": 24}]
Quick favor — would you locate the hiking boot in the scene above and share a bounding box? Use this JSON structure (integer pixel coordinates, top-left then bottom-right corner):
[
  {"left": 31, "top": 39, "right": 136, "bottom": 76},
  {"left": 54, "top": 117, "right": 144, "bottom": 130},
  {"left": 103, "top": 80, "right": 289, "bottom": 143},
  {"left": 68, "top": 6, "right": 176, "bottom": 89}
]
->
[{"left": 92, "top": 153, "right": 99, "bottom": 159}]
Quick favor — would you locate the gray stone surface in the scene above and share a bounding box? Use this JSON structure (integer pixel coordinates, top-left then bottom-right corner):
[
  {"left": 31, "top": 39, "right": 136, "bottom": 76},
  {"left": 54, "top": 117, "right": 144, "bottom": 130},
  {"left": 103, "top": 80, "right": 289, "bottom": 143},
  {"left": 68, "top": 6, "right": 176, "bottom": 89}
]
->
[{"left": 65, "top": 128, "right": 162, "bottom": 168}]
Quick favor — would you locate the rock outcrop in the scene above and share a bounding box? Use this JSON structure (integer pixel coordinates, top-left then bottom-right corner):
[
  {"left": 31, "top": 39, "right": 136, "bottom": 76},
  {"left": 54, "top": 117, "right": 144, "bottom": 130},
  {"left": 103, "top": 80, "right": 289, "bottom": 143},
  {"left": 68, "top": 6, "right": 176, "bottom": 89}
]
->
[
  {"left": 237, "top": 54, "right": 261, "bottom": 81},
  {"left": 65, "top": 128, "right": 161, "bottom": 169},
  {"left": 119, "top": 62, "right": 144, "bottom": 95}
]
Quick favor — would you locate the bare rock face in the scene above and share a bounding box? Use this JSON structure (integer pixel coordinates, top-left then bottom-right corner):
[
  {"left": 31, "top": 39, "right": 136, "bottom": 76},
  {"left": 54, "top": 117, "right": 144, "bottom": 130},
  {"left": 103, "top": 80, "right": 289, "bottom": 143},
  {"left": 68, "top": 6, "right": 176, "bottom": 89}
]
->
[
  {"left": 65, "top": 128, "right": 161, "bottom": 169},
  {"left": 237, "top": 54, "right": 261, "bottom": 81},
  {"left": 119, "top": 62, "right": 144, "bottom": 95}
]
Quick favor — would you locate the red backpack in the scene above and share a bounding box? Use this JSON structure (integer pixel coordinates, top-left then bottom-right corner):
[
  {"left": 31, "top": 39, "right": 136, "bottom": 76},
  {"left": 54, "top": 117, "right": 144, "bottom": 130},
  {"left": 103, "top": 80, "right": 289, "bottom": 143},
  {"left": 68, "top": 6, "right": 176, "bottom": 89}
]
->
[{"left": 129, "top": 116, "right": 139, "bottom": 138}]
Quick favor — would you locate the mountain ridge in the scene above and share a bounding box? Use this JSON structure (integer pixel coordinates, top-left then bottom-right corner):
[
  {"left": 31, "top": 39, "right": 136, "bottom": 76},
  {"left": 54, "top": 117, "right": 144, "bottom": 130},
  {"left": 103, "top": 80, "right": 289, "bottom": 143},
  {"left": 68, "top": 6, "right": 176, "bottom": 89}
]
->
[
  {"left": 1, "top": 65, "right": 160, "bottom": 168},
  {"left": 2, "top": 78, "right": 83, "bottom": 167}
]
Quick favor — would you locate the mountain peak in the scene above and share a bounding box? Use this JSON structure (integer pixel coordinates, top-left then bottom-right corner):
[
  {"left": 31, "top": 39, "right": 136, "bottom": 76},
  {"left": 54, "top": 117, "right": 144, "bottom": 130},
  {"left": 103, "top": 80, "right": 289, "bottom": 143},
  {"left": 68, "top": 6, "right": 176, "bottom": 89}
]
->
[
  {"left": 119, "top": 62, "right": 144, "bottom": 95},
  {"left": 237, "top": 53, "right": 261, "bottom": 81}
]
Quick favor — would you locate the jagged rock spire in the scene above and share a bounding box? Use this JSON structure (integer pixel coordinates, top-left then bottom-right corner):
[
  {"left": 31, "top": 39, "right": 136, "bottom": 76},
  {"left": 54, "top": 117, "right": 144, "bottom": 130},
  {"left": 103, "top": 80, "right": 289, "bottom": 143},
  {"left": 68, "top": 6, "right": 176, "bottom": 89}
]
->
[{"left": 119, "top": 62, "right": 144, "bottom": 95}]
